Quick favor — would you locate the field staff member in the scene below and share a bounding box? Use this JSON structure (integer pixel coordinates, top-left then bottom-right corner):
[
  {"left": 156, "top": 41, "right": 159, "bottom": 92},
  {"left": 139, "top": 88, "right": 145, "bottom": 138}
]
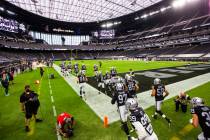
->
[
  {"left": 20, "top": 85, "right": 42, "bottom": 132},
  {"left": 1, "top": 70, "right": 10, "bottom": 96},
  {"left": 40, "top": 67, "right": 44, "bottom": 77},
  {"left": 57, "top": 112, "right": 74, "bottom": 138}
]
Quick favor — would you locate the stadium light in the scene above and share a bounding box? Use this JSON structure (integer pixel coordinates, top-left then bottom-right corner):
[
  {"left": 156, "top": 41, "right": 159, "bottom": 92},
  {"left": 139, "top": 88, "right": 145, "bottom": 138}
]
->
[
  {"left": 0, "top": 7, "right": 4, "bottom": 11},
  {"left": 101, "top": 24, "right": 106, "bottom": 28},
  {"left": 160, "top": 7, "right": 167, "bottom": 12},
  {"left": 113, "top": 21, "right": 121, "bottom": 25},
  {"left": 172, "top": 0, "right": 186, "bottom": 8},
  {"left": 7, "top": 10, "right": 15, "bottom": 15},
  {"left": 106, "top": 22, "right": 113, "bottom": 28},
  {"left": 101, "top": 21, "right": 121, "bottom": 28},
  {"left": 141, "top": 14, "right": 148, "bottom": 19},
  {"left": 134, "top": 17, "right": 140, "bottom": 20},
  {"left": 149, "top": 11, "right": 159, "bottom": 16}
]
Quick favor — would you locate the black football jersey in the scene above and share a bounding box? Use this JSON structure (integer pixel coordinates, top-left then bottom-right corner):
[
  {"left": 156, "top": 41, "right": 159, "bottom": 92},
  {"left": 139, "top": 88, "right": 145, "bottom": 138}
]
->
[
  {"left": 81, "top": 65, "right": 86, "bottom": 70},
  {"left": 126, "top": 81, "right": 136, "bottom": 92},
  {"left": 97, "top": 74, "right": 104, "bottom": 82},
  {"left": 130, "top": 107, "right": 154, "bottom": 135},
  {"left": 191, "top": 105, "right": 210, "bottom": 138},
  {"left": 110, "top": 69, "right": 117, "bottom": 76},
  {"left": 94, "top": 66, "right": 98, "bottom": 71},
  {"left": 154, "top": 84, "right": 165, "bottom": 101},
  {"left": 105, "top": 73, "right": 111, "bottom": 80},
  {"left": 78, "top": 75, "right": 86, "bottom": 83},
  {"left": 111, "top": 91, "right": 128, "bottom": 107}
]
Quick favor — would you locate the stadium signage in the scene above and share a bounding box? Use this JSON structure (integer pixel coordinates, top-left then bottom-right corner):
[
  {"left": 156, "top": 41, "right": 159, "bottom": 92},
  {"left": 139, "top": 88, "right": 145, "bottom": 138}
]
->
[
  {"left": 0, "top": 16, "right": 18, "bottom": 33},
  {"left": 53, "top": 28, "right": 74, "bottom": 33}
]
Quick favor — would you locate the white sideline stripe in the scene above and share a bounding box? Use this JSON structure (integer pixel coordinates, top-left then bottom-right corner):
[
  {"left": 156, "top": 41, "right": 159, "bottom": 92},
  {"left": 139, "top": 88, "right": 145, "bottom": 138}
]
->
[
  {"left": 53, "top": 64, "right": 210, "bottom": 124},
  {"left": 51, "top": 96, "right": 54, "bottom": 103},
  {"left": 50, "top": 90, "right": 52, "bottom": 95}
]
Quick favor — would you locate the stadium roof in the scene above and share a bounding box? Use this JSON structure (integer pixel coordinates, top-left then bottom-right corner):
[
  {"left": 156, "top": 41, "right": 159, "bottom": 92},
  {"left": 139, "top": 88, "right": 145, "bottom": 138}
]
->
[{"left": 6, "top": 0, "right": 162, "bottom": 23}]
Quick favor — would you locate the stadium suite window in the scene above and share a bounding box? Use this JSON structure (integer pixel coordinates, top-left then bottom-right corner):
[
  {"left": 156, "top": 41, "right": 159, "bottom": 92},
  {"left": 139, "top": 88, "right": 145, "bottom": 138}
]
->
[{"left": 29, "top": 31, "right": 90, "bottom": 45}]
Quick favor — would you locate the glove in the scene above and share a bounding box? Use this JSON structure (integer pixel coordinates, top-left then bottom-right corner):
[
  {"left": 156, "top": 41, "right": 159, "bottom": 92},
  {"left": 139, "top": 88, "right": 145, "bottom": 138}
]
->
[{"left": 189, "top": 119, "right": 193, "bottom": 124}]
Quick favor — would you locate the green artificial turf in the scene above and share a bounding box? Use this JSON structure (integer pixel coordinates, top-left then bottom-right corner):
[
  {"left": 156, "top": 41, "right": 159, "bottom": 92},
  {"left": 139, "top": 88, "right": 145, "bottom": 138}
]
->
[
  {"left": 55, "top": 60, "right": 198, "bottom": 77},
  {"left": 0, "top": 60, "right": 209, "bottom": 140}
]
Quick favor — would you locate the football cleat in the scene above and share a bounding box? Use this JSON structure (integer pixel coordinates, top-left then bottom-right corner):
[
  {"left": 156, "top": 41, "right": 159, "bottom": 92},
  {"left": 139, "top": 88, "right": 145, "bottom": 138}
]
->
[
  {"left": 167, "top": 119, "right": 172, "bottom": 128},
  {"left": 152, "top": 115, "right": 158, "bottom": 119},
  {"left": 25, "top": 126, "right": 30, "bottom": 132}
]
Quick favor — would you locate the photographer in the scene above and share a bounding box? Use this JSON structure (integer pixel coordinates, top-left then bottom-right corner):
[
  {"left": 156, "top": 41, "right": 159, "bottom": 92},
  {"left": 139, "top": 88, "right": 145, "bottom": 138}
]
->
[
  {"left": 174, "top": 92, "right": 191, "bottom": 113},
  {"left": 20, "top": 85, "right": 42, "bottom": 132},
  {"left": 57, "top": 112, "right": 74, "bottom": 138}
]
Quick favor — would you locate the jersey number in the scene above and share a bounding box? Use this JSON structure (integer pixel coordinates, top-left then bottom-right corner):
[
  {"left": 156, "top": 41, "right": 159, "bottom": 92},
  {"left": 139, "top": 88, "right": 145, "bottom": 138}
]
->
[
  {"left": 140, "top": 114, "right": 153, "bottom": 135},
  {"left": 118, "top": 94, "right": 127, "bottom": 104},
  {"left": 157, "top": 87, "right": 164, "bottom": 96},
  {"left": 201, "top": 112, "right": 210, "bottom": 127}
]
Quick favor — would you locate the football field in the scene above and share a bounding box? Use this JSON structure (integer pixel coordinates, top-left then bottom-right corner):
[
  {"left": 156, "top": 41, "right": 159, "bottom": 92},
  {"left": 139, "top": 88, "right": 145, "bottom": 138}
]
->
[{"left": 0, "top": 60, "right": 210, "bottom": 140}]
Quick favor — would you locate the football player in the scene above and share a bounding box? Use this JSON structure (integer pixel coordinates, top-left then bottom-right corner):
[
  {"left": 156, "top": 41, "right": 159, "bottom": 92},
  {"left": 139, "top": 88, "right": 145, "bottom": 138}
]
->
[
  {"left": 110, "top": 67, "right": 117, "bottom": 77},
  {"left": 96, "top": 71, "right": 105, "bottom": 94},
  {"left": 104, "top": 71, "right": 112, "bottom": 94},
  {"left": 67, "top": 63, "right": 72, "bottom": 74},
  {"left": 151, "top": 78, "right": 171, "bottom": 126},
  {"left": 81, "top": 64, "right": 86, "bottom": 74},
  {"left": 126, "top": 98, "right": 158, "bottom": 140},
  {"left": 60, "top": 62, "right": 65, "bottom": 73},
  {"left": 93, "top": 64, "right": 98, "bottom": 77},
  {"left": 64, "top": 66, "right": 69, "bottom": 77},
  {"left": 74, "top": 63, "right": 79, "bottom": 76},
  {"left": 125, "top": 75, "right": 139, "bottom": 98},
  {"left": 57, "top": 112, "right": 74, "bottom": 138},
  {"left": 77, "top": 70, "right": 88, "bottom": 100},
  {"left": 190, "top": 97, "right": 210, "bottom": 140},
  {"left": 111, "top": 83, "right": 131, "bottom": 140},
  {"left": 129, "top": 69, "right": 135, "bottom": 77}
]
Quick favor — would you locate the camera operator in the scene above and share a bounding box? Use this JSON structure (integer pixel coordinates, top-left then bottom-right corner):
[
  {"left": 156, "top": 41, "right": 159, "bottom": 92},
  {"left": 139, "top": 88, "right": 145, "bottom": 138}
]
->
[
  {"left": 174, "top": 92, "right": 191, "bottom": 113},
  {"left": 20, "top": 85, "right": 42, "bottom": 132},
  {"left": 57, "top": 112, "right": 74, "bottom": 138}
]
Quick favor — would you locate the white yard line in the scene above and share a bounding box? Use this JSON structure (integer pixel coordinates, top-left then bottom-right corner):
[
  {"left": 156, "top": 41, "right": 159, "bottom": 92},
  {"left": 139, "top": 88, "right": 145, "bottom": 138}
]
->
[
  {"left": 53, "top": 64, "right": 210, "bottom": 124},
  {"left": 47, "top": 68, "right": 62, "bottom": 140},
  {"left": 52, "top": 105, "right": 57, "bottom": 117},
  {"left": 51, "top": 96, "right": 54, "bottom": 103}
]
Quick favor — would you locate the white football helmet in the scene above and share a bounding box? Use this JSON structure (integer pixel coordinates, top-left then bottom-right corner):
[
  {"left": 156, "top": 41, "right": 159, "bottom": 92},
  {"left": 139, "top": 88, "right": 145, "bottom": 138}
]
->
[
  {"left": 126, "top": 98, "right": 138, "bottom": 111},
  {"left": 80, "top": 70, "right": 85, "bottom": 75},
  {"left": 191, "top": 97, "right": 204, "bottom": 107},
  {"left": 125, "top": 74, "right": 130, "bottom": 80},
  {"left": 115, "top": 83, "right": 124, "bottom": 91},
  {"left": 154, "top": 78, "right": 161, "bottom": 85}
]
